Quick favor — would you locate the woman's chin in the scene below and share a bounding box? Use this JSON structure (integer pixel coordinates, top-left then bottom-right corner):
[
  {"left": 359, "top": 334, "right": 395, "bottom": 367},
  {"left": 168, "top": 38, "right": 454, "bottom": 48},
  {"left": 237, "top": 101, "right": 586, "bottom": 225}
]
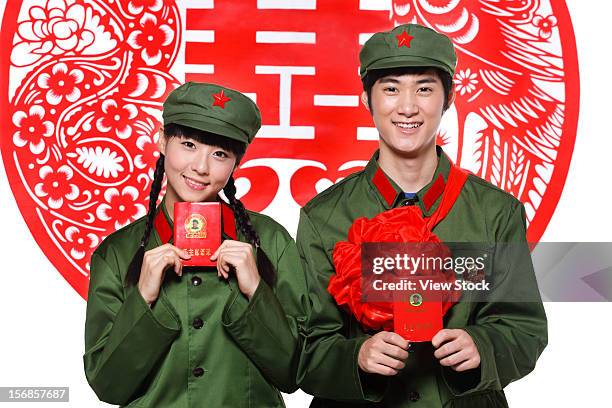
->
[{"left": 175, "top": 190, "right": 218, "bottom": 203}]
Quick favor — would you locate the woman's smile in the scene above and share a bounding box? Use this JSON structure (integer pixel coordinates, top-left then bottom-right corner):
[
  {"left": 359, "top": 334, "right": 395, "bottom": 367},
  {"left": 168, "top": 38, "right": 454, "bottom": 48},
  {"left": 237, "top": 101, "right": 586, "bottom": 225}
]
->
[{"left": 183, "top": 175, "right": 209, "bottom": 191}]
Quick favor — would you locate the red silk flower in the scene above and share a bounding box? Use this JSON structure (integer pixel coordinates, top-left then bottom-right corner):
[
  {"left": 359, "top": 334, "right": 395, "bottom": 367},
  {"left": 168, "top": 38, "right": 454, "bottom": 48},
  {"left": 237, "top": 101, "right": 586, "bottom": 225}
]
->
[{"left": 329, "top": 206, "right": 459, "bottom": 331}]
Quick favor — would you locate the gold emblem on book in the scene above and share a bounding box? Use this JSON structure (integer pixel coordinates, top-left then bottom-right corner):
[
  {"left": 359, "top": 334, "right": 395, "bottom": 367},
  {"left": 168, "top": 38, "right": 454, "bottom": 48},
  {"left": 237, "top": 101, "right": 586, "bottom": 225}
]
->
[{"left": 185, "top": 214, "right": 207, "bottom": 239}]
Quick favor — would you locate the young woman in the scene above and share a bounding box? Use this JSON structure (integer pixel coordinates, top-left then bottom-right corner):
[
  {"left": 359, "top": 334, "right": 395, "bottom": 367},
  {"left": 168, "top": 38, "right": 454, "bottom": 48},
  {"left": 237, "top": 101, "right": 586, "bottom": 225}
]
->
[{"left": 84, "top": 82, "right": 308, "bottom": 407}]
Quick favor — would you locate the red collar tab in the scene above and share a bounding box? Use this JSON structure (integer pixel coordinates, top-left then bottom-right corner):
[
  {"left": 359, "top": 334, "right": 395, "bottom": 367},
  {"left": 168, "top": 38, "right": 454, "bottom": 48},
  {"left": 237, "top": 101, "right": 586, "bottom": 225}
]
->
[
  {"left": 372, "top": 168, "right": 398, "bottom": 207},
  {"left": 154, "top": 207, "right": 173, "bottom": 244},
  {"left": 373, "top": 167, "right": 448, "bottom": 211},
  {"left": 221, "top": 202, "right": 238, "bottom": 240},
  {"left": 154, "top": 201, "right": 238, "bottom": 244},
  {"left": 422, "top": 174, "right": 446, "bottom": 211}
]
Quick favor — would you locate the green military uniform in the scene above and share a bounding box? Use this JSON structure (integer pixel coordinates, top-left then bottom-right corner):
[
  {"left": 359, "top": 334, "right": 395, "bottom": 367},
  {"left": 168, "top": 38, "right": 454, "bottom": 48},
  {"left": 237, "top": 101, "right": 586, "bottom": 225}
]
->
[
  {"left": 296, "top": 148, "right": 547, "bottom": 407},
  {"left": 296, "top": 24, "right": 546, "bottom": 406},
  {"left": 84, "top": 82, "right": 309, "bottom": 407},
  {"left": 84, "top": 199, "right": 308, "bottom": 407}
]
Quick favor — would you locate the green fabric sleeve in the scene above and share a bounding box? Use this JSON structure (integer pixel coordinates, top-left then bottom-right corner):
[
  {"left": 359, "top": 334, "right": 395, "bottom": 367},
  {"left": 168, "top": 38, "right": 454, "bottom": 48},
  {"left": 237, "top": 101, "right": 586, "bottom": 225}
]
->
[
  {"left": 442, "top": 201, "right": 548, "bottom": 397},
  {"left": 296, "top": 209, "right": 387, "bottom": 402},
  {"left": 83, "top": 249, "right": 181, "bottom": 405},
  {"left": 444, "top": 390, "right": 509, "bottom": 408},
  {"left": 222, "top": 239, "right": 309, "bottom": 393}
]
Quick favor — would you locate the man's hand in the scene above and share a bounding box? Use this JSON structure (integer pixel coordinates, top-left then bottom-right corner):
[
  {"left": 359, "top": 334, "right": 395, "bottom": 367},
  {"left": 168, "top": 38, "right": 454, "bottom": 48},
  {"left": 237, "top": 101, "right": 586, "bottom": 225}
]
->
[
  {"left": 358, "top": 331, "right": 409, "bottom": 376},
  {"left": 432, "top": 329, "right": 480, "bottom": 372}
]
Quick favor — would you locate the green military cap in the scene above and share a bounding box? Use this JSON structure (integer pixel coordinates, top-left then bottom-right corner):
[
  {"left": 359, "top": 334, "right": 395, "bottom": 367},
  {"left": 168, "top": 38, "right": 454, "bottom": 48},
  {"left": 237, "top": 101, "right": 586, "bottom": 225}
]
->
[
  {"left": 163, "top": 82, "right": 261, "bottom": 144},
  {"left": 359, "top": 24, "right": 457, "bottom": 79}
]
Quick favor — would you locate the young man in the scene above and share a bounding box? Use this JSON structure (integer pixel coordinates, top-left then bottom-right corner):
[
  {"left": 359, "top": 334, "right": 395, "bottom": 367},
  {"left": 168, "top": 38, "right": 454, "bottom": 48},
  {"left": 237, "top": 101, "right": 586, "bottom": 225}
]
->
[{"left": 296, "top": 24, "right": 547, "bottom": 407}]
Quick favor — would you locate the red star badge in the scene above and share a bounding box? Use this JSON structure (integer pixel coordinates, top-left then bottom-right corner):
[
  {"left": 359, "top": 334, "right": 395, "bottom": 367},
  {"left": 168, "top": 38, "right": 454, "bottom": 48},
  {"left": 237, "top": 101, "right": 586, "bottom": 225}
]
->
[
  {"left": 212, "top": 90, "right": 231, "bottom": 108},
  {"left": 396, "top": 31, "right": 414, "bottom": 48}
]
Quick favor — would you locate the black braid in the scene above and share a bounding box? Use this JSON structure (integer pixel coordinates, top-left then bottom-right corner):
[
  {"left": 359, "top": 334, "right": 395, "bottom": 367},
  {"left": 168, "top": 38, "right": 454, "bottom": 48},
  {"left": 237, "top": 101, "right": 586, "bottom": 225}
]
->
[
  {"left": 125, "top": 155, "right": 166, "bottom": 286},
  {"left": 223, "top": 176, "right": 276, "bottom": 287}
]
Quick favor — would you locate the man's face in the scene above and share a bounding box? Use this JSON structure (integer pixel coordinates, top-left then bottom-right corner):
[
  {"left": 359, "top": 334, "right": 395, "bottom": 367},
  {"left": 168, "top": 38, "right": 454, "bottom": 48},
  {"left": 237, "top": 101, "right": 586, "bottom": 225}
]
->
[{"left": 363, "top": 70, "right": 452, "bottom": 158}]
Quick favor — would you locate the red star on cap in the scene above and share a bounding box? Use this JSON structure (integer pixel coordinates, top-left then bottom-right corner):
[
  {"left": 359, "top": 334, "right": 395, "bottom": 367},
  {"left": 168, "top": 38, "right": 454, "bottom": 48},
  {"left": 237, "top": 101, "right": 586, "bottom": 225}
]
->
[
  {"left": 396, "top": 31, "right": 414, "bottom": 48},
  {"left": 212, "top": 89, "right": 231, "bottom": 109}
]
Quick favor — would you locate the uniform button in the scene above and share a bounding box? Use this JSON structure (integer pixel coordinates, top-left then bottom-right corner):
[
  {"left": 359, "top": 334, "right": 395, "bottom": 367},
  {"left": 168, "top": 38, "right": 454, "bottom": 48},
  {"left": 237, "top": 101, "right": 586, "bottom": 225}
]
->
[
  {"left": 191, "top": 276, "right": 202, "bottom": 286},
  {"left": 192, "top": 367, "right": 204, "bottom": 377},
  {"left": 407, "top": 343, "right": 415, "bottom": 354},
  {"left": 408, "top": 391, "right": 420, "bottom": 402},
  {"left": 192, "top": 318, "right": 204, "bottom": 329}
]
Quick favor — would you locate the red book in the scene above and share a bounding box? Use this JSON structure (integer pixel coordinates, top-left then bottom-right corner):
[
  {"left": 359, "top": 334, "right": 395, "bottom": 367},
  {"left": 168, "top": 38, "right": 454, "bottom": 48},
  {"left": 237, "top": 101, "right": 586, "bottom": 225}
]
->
[
  {"left": 173, "top": 202, "right": 222, "bottom": 267},
  {"left": 393, "top": 297, "right": 443, "bottom": 342}
]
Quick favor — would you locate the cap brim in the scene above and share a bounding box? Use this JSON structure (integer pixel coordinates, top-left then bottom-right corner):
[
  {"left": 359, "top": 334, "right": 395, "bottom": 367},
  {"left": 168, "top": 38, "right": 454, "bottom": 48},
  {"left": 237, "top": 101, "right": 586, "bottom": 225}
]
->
[
  {"left": 361, "top": 55, "right": 454, "bottom": 78},
  {"left": 164, "top": 115, "right": 250, "bottom": 144}
]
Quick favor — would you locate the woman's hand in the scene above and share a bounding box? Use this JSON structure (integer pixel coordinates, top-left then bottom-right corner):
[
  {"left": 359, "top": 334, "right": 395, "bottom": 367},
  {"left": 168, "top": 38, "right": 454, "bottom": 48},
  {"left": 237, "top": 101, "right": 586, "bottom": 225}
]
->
[
  {"left": 432, "top": 329, "right": 481, "bottom": 371},
  {"left": 210, "top": 240, "right": 261, "bottom": 300},
  {"left": 138, "top": 244, "right": 191, "bottom": 306}
]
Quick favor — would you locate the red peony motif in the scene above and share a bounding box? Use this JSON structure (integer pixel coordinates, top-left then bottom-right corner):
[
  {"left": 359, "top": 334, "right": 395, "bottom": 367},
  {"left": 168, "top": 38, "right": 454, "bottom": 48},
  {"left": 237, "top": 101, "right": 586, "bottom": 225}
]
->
[
  {"left": 37, "top": 62, "right": 84, "bottom": 105},
  {"left": 330, "top": 206, "right": 459, "bottom": 332},
  {"left": 96, "top": 99, "right": 139, "bottom": 139},
  {"left": 126, "top": 13, "right": 174, "bottom": 66},
  {"left": 532, "top": 14, "right": 558, "bottom": 40},
  {"left": 96, "top": 186, "right": 147, "bottom": 229},
  {"left": 34, "top": 165, "right": 80, "bottom": 209},
  {"left": 11, "top": 0, "right": 96, "bottom": 66},
  {"left": 65, "top": 226, "right": 99, "bottom": 260},
  {"left": 12, "top": 105, "right": 54, "bottom": 154},
  {"left": 127, "top": 0, "right": 163, "bottom": 15}
]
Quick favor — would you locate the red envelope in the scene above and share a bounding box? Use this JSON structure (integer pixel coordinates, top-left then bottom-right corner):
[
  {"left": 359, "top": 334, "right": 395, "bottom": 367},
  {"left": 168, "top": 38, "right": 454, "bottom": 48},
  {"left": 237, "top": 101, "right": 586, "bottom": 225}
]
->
[
  {"left": 173, "top": 202, "right": 222, "bottom": 267},
  {"left": 393, "top": 297, "right": 443, "bottom": 342}
]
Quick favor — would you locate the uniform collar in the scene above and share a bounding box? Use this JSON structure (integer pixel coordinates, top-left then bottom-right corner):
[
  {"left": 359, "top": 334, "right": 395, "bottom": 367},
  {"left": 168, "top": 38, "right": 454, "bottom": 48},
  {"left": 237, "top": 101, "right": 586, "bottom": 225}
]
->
[
  {"left": 365, "top": 145, "right": 452, "bottom": 217},
  {"left": 153, "top": 196, "right": 238, "bottom": 245}
]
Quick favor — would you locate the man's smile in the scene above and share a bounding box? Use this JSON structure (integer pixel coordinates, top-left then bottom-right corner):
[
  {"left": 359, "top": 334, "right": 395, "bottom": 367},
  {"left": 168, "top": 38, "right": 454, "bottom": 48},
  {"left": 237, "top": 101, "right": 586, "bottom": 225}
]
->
[{"left": 393, "top": 121, "right": 423, "bottom": 130}]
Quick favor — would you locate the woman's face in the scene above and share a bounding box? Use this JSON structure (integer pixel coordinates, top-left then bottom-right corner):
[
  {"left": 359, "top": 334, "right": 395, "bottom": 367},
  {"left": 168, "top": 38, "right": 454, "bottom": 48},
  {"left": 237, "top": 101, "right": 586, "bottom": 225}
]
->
[{"left": 158, "top": 132, "right": 237, "bottom": 206}]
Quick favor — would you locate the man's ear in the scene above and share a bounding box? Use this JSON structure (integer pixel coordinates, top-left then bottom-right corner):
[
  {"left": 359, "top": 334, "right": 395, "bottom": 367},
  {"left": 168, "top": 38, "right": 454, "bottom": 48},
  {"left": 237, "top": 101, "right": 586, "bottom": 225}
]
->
[
  {"left": 156, "top": 127, "right": 166, "bottom": 155},
  {"left": 444, "top": 87, "right": 456, "bottom": 112},
  {"left": 361, "top": 91, "right": 370, "bottom": 112}
]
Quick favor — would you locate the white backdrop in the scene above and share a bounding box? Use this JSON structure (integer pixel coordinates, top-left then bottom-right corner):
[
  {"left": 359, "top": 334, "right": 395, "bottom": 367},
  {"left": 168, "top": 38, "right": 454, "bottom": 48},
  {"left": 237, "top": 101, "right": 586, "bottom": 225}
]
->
[{"left": 1, "top": 0, "right": 611, "bottom": 406}]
